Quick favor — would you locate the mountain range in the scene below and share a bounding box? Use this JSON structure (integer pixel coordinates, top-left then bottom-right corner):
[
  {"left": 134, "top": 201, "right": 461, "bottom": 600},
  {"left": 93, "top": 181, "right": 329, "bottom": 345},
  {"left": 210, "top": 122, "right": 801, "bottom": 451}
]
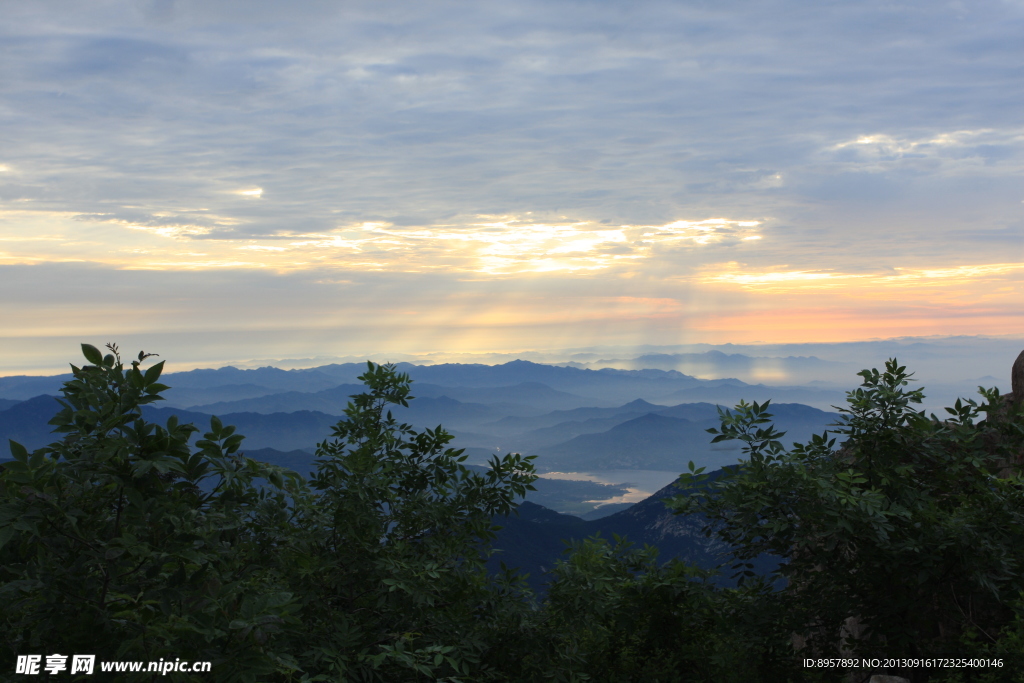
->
[
  {"left": 2, "top": 345, "right": 1018, "bottom": 603},
  {"left": 0, "top": 359, "right": 849, "bottom": 409},
  {"left": 0, "top": 358, "right": 841, "bottom": 521},
  {"left": 0, "top": 393, "right": 839, "bottom": 475}
]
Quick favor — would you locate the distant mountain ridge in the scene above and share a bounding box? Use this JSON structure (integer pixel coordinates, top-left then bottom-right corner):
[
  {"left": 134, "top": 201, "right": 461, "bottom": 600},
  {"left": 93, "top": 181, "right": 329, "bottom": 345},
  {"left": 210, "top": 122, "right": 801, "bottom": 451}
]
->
[
  {"left": 0, "top": 357, "right": 840, "bottom": 518},
  {"left": 0, "top": 391, "right": 839, "bottom": 469},
  {"left": 567, "top": 350, "right": 859, "bottom": 384},
  {"left": 0, "top": 398, "right": 340, "bottom": 453},
  {"left": 0, "top": 395, "right": 64, "bottom": 450},
  {"left": 0, "top": 358, "right": 848, "bottom": 409},
  {"left": 0, "top": 387, "right": 841, "bottom": 481},
  {"left": 189, "top": 381, "right": 597, "bottom": 416}
]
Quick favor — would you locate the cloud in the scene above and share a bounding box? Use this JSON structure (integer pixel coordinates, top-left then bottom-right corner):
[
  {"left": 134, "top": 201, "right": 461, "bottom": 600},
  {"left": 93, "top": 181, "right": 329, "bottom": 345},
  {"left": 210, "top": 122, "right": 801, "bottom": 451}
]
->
[
  {"left": 1, "top": 0, "right": 1023, "bottom": 363},
  {"left": 0, "top": 208, "right": 765, "bottom": 274},
  {"left": 706, "top": 262, "right": 1024, "bottom": 294},
  {"left": 4, "top": 0, "right": 1021, "bottom": 223},
  {"left": 824, "top": 129, "right": 1024, "bottom": 174}
]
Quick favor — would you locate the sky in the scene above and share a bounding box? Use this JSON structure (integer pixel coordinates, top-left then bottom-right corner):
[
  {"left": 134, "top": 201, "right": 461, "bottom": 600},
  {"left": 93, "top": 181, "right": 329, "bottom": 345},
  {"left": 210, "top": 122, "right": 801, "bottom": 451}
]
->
[{"left": 1, "top": 0, "right": 1023, "bottom": 375}]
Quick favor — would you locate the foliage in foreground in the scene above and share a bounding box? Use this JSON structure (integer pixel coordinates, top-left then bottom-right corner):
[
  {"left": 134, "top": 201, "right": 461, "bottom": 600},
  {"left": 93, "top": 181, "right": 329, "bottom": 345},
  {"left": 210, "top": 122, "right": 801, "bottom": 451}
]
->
[
  {"left": 0, "top": 346, "right": 543, "bottom": 681},
  {"left": 0, "top": 346, "right": 1022, "bottom": 682},
  {"left": 671, "top": 359, "right": 1024, "bottom": 681}
]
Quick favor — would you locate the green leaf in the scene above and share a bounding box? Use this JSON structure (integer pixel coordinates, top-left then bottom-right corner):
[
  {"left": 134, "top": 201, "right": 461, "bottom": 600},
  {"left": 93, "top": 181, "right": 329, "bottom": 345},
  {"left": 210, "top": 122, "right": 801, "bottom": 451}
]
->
[
  {"left": 143, "top": 360, "right": 165, "bottom": 385},
  {"left": 223, "top": 433, "right": 245, "bottom": 453},
  {"left": 28, "top": 449, "right": 45, "bottom": 469},
  {"left": 81, "top": 343, "right": 103, "bottom": 365},
  {"left": 0, "top": 525, "right": 15, "bottom": 551},
  {"left": 8, "top": 440, "right": 29, "bottom": 462}
]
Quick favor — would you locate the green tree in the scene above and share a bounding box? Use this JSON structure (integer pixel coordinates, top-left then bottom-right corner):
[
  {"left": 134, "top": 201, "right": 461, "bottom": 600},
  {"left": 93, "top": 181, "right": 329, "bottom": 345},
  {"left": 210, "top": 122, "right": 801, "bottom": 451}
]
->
[
  {"left": 19, "top": 345, "right": 1023, "bottom": 682},
  {"left": 536, "top": 535, "right": 799, "bottom": 683},
  {"left": 670, "top": 359, "right": 1024, "bottom": 679},
  {"left": 278, "top": 361, "right": 538, "bottom": 681},
  {"left": 0, "top": 347, "right": 541, "bottom": 682},
  {"left": 0, "top": 344, "right": 307, "bottom": 680}
]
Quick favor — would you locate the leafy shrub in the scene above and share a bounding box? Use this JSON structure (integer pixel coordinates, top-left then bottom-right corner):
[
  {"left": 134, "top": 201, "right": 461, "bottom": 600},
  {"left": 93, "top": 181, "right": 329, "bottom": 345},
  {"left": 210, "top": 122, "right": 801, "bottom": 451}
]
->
[
  {"left": 0, "top": 346, "right": 537, "bottom": 682},
  {"left": 671, "top": 359, "right": 1024, "bottom": 681},
  {"left": 0, "top": 344, "right": 307, "bottom": 680},
  {"left": 5, "top": 347, "right": 1021, "bottom": 682}
]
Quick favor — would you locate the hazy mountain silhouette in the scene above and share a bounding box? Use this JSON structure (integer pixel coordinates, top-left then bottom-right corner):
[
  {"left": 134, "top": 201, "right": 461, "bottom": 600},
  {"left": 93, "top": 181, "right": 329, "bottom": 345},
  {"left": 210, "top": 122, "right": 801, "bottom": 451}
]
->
[
  {"left": 0, "top": 375, "right": 70, "bottom": 401},
  {"left": 480, "top": 398, "right": 673, "bottom": 436},
  {"left": 531, "top": 403, "right": 839, "bottom": 472},
  {"left": 0, "top": 395, "right": 64, "bottom": 450},
  {"left": 189, "top": 382, "right": 591, "bottom": 418},
  {"left": 663, "top": 383, "right": 846, "bottom": 410},
  {"left": 161, "top": 383, "right": 283, "bottom": 409},
  {"left": 396, "top": 360, "right": 711, "bottom": 403},
  {"left": 511, "top": 415, "right": 655, "bottom": 452},
  {"left": 189, "top": 384, "right": 367, "bottom": 414},
  {"left": 535, "top": 413, "right": 726, "bottom": 471},
  {"left": 408, "top": 381, "right": 602, "bottom": 412},
  {"left": 0, "top": 400, "right": 340, "bottom": 453},
  {"left": 151, "top": 360, "right": 703, "bottom": 399},
  {"left": 162, "top": 365, "right": 342, "bottom": 393},
  {"left": 0, "top": 388, "right": 840, "bottom": 472},
  {"left": 577, "top": 350, "right": 859, "bottom": 385}
]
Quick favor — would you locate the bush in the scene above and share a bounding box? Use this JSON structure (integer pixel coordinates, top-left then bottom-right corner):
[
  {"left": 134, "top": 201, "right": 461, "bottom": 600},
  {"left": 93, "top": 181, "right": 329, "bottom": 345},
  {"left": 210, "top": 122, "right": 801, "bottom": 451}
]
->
[
  {"left": 670, "top": 359, "right": 1024, "bottom": 681},
  {"left": 0, "top": 346, "right": 537, "bottom": 681},
  {"left": 6, "top": 347, "right": 1020, "bottom": 682}
]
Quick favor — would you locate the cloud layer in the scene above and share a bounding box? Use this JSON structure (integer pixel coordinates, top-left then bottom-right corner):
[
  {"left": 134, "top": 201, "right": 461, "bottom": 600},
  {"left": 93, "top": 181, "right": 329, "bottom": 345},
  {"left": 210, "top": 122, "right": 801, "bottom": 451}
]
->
[{"left": 1, "top": 0, "right": 1022, "bottom": 369}]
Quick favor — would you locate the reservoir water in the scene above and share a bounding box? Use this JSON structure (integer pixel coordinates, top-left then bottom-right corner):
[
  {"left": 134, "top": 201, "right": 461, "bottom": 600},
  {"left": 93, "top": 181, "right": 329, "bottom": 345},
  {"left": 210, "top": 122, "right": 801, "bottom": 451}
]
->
[{"left": 535, "top": 469, "right": 684, "bottom": 506}]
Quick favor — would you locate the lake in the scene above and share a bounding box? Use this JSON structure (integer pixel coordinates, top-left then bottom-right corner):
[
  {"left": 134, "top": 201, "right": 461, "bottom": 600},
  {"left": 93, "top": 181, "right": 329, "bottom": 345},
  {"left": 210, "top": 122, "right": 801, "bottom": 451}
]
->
[{"left": 536, "top": 469, "right": 685, "bottom": 506}]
